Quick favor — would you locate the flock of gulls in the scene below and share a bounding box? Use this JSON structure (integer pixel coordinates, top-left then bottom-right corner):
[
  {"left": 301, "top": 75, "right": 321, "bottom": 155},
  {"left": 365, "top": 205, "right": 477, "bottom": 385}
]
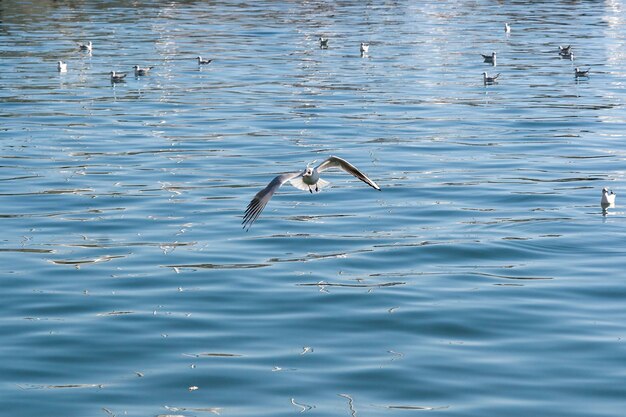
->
[
  {"left": 479, "top": 23, "right": 591, "bottom": 85},
  {"left": 59, "top": 29, "right": 611, "bottom": 229},
  {"left": 57, "top": 41, "right": 212, "bottom": 82}
]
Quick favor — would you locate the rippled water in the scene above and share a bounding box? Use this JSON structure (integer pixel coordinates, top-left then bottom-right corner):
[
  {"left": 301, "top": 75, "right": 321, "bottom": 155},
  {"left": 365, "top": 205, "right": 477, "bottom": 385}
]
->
[{"left": 2, "top": 1, "right": 626, "bottom": 416}]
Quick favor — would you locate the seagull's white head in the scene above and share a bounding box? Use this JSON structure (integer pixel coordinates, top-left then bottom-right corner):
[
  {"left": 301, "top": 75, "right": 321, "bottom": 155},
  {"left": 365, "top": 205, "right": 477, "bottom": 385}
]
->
[{"left": 603, "top": 188, "right": 609, "bottom": 194}]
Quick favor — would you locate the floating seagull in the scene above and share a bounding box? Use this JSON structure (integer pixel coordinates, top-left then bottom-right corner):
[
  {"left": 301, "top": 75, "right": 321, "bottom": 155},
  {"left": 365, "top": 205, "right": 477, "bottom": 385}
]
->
[
  {"left": 504, "top": 23, "right": 511, "bottom": 33},
  {"left": 360, "top": 42, "right": 369, "bottom": 54},
  {"left": 560, "top": 51, "right": 574, "bottom": 61},
  {"left": 197, "top": 56, "right": 212, "bottom": 65},
  {"left": 110, "top": 71, "right": 127, "bottom": 82},
  {"left": 483, "top": 72, "right": 500, "bottom": 84},
  {"left": 574, "top": 67, "right": 589, "bottom": 78},
  {"left": 319, "top": 37, "right": 329, "bottom": 48},
  {"left": 242, "top": 156, "right": 381, "bottom": 230},
  {"left": 78, "top": 41, "right": 92, "bottom": 52},
  {"left": 57, "top": 61, "right": 67, "bottom": 72},
  {"left": 559, "top": 45, "right": 572, "bottom": 55},
  {"left": 601, "top": 188, "right": 616, "bottom": 207},
  {"left": 133, "top": 65, "right": 154, "bottom": 76},
  {"left": 481, "top": 51, "right": 496, "bottom": 65}
]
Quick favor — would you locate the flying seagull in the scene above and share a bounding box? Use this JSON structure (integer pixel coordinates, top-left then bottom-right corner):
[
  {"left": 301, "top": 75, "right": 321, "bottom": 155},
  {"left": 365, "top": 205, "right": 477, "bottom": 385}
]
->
[{"left": 242, "top": 156, "right": 381, "bottom": 230}]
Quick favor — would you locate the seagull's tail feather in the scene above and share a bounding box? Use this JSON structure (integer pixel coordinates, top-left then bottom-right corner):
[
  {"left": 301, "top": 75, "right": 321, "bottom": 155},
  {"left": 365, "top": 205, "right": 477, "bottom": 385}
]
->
[{"left": 316, "top": 178, "right": 330, "bottom": 191}]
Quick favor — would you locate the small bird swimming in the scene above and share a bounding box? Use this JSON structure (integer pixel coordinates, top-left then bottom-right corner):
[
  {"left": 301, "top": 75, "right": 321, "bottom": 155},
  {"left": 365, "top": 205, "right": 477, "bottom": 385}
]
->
[
  {"left": 110, "top": 71, "right": 127, "bottom": 82},
  {"left": 78, "top": 41, "right": 92, "bottom": 52},
  {"left": 133, "top": 65, "right": 154, "bottom": 76},
  {"left": 504, "top": 23, "right": 511, "bottom": 33},
  {"left": 243, "top": 156, "right": 381, "bottom": 230},
  {"left": 319, "top": 37, "right": 329, "bottom": 48},
  {"left": 483, "top": 72, "right": 500, "bottom": 84},
  {"left": 57, "top": 61, "right": 67, "bottom": 72},
  {"left": 360, "top": 42, "right": 369, "bottom": 54},
  {"left": 601, "top": 188, "right": 616, "bottom": 207},
  {"left": 574, "top": 67, "right": 590, "bottom": 78},
  {"left": 481, "top": 51, "right": 496, "bottom": 65},
  {"left": 559, "top": 45, "right": 572, "bottom": 55},
  {"left": 197, "top": 56, "right": 212, "bottom": 65}
]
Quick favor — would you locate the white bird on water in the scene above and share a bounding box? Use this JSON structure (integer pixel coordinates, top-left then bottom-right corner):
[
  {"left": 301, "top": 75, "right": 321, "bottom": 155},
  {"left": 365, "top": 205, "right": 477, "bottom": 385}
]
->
[
  {"left": 197, "top": 56, "right": 212, "bottom": 65},
  {"left": 481, "top": 51, "right": 496, "bottom": 65},
  {"left": 504, "top": 23, "right": 511, "bottom": 33},
  {"left": 601, "top": 188, "right": 616, "bottom": 207},
  {"left": 57, "top": 61, "right": 67, "bottom": 72},
  {"left": 319, "top": 37, "right": 329, "bottom": 48},
  {"left": 360, "top": 42, "right": 369, "bottom": 55},
  {"left": 483, "top": 72, "right": 500, "bottom": 84},
  {"left": 133, "top": 65, "right": 154, "bottom": 76},
  {"left": 110, "top": 71, "right": 127, "bottom": 82},
  {"left": 78, "top": 41, "right": 92, "bottom": 52},
  {"left": 242, "top": 156, "right": 381, "bottom": 230},
  {"left": 574, "top": 67, "right": 590, "bottom": 78}
]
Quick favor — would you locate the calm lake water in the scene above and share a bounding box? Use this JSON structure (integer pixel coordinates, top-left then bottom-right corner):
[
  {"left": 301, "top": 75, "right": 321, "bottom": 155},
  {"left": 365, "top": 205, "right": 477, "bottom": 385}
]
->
[{"left": 2, "top": 0, "right": 626, "bottom": 416}]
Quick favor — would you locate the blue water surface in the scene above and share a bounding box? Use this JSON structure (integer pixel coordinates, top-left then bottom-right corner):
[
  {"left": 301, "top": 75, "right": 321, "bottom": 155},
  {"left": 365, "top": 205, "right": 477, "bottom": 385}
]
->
[{"left": 1, "top": 1, "right": 626, "bottom": 416}]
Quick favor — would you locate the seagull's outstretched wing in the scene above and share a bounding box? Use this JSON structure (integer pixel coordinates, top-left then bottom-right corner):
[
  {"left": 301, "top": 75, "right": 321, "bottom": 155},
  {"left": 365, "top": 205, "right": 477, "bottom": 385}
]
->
[
  {"left": 243, "top": 172, "right": 302, "bottom": 230},
  {"left": 316, "top": 156, "right": 381, "bottom": 190}
]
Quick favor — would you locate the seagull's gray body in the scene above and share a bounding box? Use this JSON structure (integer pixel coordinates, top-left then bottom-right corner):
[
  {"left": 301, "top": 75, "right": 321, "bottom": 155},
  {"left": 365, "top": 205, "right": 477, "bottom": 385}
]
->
[
  {"left": 559, "top": 45, "right": 572, "bottom": 55},
  {"left": 78, "top": 41, "right": 92, "bottom": 52},
  {"left": 483, "top": 72, "right": 500, "bottom": 84},
  {"left": 574, "top": 67, "right": 590, "bottom": 78},
  {"left": 110, "top": 71, "right": 127, "bottom": 82},
  {"left": 481, "top": 51, "right": 496, "bottom": 65},
  {"left": 133, "top": 65, "right": 154, "bottom": 76},
  {"left": 243, "top": 156, "right": 381, "bottom": 230},
  {"left": 601, "top": 188, "right": 616, "bottom": 206}
]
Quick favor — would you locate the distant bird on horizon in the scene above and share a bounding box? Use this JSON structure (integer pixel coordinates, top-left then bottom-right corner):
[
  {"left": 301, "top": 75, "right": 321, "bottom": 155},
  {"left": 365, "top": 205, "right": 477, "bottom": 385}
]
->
[
  {"left": 574, "top": 67, "right": 590, "bottom": 78},
  {"left": 601, "top": 188, "right": 616, "bottom": 210},
  {"left": 133, "top": 65, "right": 154, "bottom": 76},
  {"left": 481, "top": 51, "right": 496, "bottom": 66},
  {"left": 319, "top": 36, "right": 329, "bottom": 48},
  {"left": 57, "top": 61, "right": 67, "bottom": 72},
  {"left": 504, "top": 23, "right": 511, "bottom": 33},
  {"left": 242, "top": 156, "right": 381, "bottom": 230},
  {"left": 110, "top": 71, "right": 127, "bottom": 82},
  {"left": 483, "top": 72, "right": 500, "bottom": 84},
  {"left": 78, "top": 41, "right": 92, "bottom": 52},
  {"left": 197, "top": 56, "right": 212, "bottom": 65},
  {"left": 360, "top": 42, "right": 369, "bottom": 55}
]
